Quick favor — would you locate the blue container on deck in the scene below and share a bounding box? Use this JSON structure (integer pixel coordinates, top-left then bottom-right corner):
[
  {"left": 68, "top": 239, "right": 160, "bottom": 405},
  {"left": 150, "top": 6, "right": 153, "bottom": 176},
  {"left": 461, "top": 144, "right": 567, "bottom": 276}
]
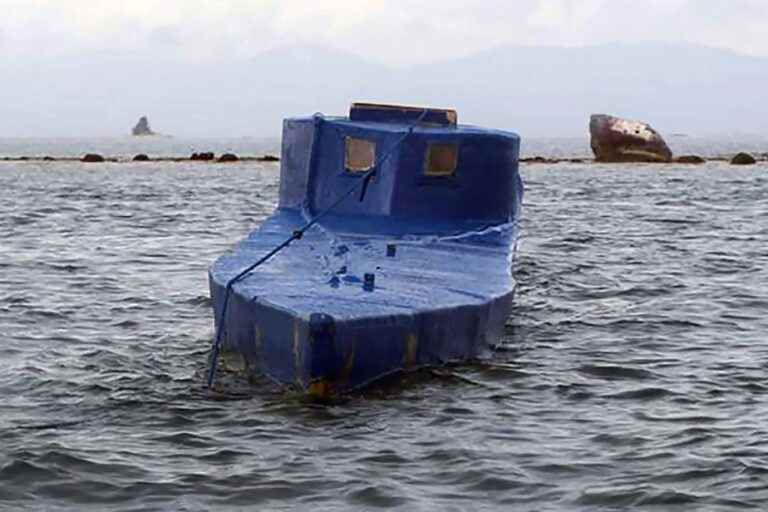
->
[{"left": 209, "top": 103, "right": 524, "bottom": 398}]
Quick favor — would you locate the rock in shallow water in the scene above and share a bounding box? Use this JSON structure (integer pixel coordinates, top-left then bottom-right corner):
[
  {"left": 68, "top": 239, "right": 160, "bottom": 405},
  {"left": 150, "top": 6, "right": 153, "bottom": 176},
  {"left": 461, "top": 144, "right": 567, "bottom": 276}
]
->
[
  {"left": 218, "top": 153, "right": 239, "bottom": 162},
  {"left": 590, "top": 114, "right": 672, "bottom": 163},
  {"left": 675, "top": 155, "right": 706, "bottom": 164},
  {"left": 132, "top": 116, "right": 155, "bottom": 136},
  {"left": 730, "top": 152, "right": 756, "bottom": 165},
  {"left": 81, "top": 154, "right": 104, "bottom": 163},
  {"left": 133, "top": 154, "right": 150, "bottom": 162}
]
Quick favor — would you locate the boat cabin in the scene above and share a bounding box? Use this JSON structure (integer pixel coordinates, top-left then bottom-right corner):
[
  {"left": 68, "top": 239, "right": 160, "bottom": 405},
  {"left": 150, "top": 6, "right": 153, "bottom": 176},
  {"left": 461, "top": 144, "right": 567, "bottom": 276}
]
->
[{"left": 278, "top": 103, "right": 522, "bottom": 232}]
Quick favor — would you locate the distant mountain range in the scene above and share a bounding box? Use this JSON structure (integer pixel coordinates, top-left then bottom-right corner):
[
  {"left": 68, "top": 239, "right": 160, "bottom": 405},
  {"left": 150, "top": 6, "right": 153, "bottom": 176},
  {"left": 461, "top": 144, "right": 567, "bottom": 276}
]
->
[{"left": 2, "top": 43, "right": 766, "bottom": 138}]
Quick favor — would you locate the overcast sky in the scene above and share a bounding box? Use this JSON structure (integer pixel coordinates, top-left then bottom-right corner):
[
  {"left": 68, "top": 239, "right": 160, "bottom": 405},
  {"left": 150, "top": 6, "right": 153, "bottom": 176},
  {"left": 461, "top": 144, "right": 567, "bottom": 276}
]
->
[{"left": 2, "top": 0, "right": 767, "bottom": 64}]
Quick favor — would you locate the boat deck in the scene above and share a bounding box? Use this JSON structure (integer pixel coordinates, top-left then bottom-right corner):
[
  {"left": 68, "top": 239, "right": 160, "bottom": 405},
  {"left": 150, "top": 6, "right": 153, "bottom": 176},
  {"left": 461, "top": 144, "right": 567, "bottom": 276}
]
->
[{"left": 210, "top": 209, "right": 517, "bottom": 321}]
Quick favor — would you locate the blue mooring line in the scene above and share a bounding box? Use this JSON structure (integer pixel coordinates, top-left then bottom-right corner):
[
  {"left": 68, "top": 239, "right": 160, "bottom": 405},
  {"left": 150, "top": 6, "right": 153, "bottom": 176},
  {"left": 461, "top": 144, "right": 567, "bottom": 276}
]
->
[{"left": 205, "top": 110, "right": 428, "bottom": 389}]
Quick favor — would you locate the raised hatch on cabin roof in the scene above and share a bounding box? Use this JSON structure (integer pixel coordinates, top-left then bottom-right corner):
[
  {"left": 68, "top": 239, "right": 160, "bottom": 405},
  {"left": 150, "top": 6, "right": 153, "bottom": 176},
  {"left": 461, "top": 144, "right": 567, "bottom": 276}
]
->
[{"left": 349, "top": 103, "right": 457, "bottom": 126}]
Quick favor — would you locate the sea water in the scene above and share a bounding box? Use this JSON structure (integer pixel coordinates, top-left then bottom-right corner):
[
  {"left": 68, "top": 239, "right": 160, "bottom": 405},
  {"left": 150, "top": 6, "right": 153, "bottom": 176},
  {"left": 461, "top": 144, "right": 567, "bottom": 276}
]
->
[{"left": 1, "top": 138, "right": 767, "bottom": 510}]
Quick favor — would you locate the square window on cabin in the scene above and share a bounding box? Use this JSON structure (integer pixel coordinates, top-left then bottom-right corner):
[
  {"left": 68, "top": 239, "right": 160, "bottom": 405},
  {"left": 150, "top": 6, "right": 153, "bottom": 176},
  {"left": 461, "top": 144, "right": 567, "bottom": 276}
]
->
[
  {"left": 424, "top": 144, "right": 458, "bottom": 177},
  {"left": 345, "top": 137, "right": 376, "bottom": 173}
]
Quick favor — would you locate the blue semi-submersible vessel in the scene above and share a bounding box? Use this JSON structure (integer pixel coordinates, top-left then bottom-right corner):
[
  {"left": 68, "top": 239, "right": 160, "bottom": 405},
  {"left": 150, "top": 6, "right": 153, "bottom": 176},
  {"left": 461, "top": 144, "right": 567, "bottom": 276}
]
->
[{"left": 208, "top": 103, "right": 523, "bottom": 398}]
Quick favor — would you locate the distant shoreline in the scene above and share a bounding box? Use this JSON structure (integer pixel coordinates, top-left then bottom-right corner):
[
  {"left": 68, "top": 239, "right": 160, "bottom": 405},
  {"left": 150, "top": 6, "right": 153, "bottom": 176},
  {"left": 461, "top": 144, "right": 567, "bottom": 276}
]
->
[
  {"left": 1, "top": 154, "right": 765, "bottom": 164},
  {"left": 0, "top": 155, "right": 281, "bottom": 163},
  {"left": 518, "top": 155, "right": 768, "bottom": 164}
]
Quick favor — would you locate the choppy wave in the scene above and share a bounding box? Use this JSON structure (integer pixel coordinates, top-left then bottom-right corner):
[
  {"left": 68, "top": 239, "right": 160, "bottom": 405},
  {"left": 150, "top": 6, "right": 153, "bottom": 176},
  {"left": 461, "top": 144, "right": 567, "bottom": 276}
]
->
[{"left": 1, "top": 158, "right": 768, "bottom": 510}]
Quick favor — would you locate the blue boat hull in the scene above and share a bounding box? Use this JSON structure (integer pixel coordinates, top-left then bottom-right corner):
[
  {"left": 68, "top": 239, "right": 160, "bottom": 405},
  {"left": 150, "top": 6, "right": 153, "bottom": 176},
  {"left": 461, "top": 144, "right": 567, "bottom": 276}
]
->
[
  {"left": 208, "top": 105, "right": 523, "bottom": 397},
  {"left": 209, "top": 209, "right": 517, "bottom": 398}
]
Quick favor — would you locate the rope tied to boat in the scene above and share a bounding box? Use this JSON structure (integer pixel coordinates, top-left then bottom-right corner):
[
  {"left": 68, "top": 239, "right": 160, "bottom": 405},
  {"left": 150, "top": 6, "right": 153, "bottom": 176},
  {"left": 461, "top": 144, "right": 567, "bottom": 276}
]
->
[{"left": 205, "top": 110, "right": 429, "bottom": 389}]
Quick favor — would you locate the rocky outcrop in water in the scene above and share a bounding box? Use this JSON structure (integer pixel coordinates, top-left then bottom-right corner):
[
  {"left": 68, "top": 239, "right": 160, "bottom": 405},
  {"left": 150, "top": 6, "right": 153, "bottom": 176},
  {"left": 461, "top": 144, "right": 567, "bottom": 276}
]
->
[
  {"left": 218, "top": 153, "right": 239, "bottom": 162},
  {"left": 675, "top": 155, "right": 706, "bottom": 164},
  {"left": 191, "top": 152, "right": 215, "bottom": 161},
  {"left": 730, "top": 152, "right": 756, "bottom": 165},
  {"left": 81, "top": 154, "right": 105, "bottom": 163},
  {"left": 132, "top": 116, "right": 155, "bottom": 136},
  {"left": 590, "top": 114, "right": 673, "bottom": 163},
  {"left": 133, "top": 154, "right": 150, "bottom": 161}
]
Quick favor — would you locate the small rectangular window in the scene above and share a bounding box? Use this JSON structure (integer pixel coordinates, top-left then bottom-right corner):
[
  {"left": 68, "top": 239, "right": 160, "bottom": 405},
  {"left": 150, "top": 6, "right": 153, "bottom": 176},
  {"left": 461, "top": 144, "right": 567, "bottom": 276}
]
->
[
  {"left": 425, "top": 144, "right": 458, "bottom": 176},
  {"left": 345, "top": 137, "right": 375, "bottom": 172}
]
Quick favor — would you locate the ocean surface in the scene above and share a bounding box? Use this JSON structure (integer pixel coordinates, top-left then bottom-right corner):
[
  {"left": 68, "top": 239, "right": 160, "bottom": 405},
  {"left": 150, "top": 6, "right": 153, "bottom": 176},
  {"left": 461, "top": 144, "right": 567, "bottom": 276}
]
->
[
  {"left": 1, "top": 137, "right": 768, "bottom": 511},
  {"left": 1, "top": 134, "right": 767, "bottom": 160}
]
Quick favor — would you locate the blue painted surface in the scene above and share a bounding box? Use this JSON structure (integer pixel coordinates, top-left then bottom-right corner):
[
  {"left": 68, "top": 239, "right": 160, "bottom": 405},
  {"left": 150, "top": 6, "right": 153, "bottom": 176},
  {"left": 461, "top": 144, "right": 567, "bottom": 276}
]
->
[{"left": 209, "top": 107, "right": 523, "bottom": 396}]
